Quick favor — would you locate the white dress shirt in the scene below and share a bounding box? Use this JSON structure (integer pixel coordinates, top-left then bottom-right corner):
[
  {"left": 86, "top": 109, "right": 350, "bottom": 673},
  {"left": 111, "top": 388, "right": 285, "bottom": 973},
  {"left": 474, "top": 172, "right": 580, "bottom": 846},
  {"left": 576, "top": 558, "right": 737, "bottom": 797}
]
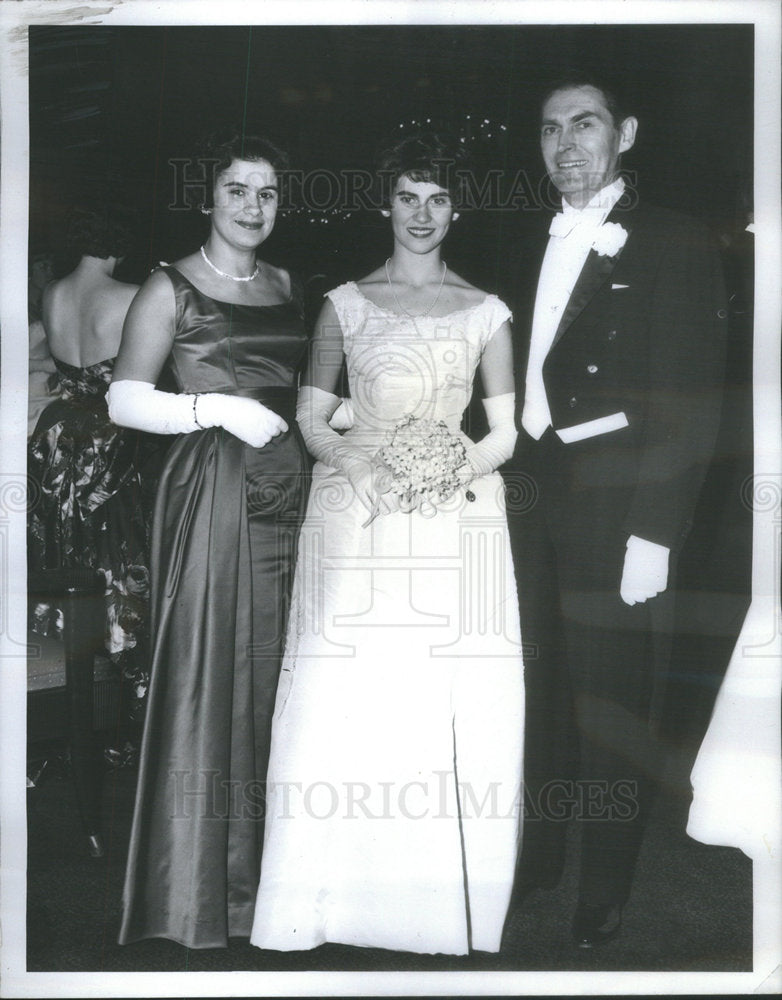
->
[
  {"left": 521, "top": 178, "right": 671, "bottom": 597},
  {"left": 522, "top": 178, "right": 626, "bottom": 440}
]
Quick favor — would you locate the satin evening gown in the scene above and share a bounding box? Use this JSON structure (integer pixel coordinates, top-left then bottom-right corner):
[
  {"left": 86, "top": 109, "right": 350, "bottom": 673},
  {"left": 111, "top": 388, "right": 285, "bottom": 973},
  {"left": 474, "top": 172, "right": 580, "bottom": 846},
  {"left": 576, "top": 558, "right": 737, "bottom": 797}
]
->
[
  {"left": 250, "top": 282, "right": 525, "bottom": 956},
  {"left": 119, "top": 267, "right": 309, "bottom": 949}
]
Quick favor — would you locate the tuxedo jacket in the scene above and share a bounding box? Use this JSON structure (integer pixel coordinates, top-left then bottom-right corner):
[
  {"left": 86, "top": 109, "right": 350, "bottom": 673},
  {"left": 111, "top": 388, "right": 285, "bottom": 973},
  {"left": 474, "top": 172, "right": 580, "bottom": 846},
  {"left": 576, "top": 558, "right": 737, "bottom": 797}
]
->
[{"left": 504, "top": 199, "right": 728, "bottom": 553}]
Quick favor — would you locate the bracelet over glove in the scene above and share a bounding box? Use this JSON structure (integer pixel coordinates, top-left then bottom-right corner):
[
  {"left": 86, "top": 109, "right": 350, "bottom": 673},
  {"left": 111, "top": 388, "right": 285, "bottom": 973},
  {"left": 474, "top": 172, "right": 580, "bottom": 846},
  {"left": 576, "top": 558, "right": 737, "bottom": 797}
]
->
[{"left": 107, "top": 380, "right": 287, "bottom": 448}]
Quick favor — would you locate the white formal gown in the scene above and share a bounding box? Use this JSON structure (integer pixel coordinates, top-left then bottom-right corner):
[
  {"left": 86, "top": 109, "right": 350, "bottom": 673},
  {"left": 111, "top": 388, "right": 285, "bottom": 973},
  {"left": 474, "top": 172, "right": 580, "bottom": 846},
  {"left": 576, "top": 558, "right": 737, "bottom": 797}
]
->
[{"left": 250, "top": 282, "right": 525, "bottom": 955}]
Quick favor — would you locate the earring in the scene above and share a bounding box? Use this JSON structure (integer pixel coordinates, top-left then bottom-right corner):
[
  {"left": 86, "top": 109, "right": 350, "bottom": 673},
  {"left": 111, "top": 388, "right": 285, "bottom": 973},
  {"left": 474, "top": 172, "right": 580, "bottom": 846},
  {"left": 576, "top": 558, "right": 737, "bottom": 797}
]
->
[
  {"left": 381, "top": 209, "right": 391, "bottom": 218},
  {"left": 200, "top": 206, "right": 212, "bottom": 215}
]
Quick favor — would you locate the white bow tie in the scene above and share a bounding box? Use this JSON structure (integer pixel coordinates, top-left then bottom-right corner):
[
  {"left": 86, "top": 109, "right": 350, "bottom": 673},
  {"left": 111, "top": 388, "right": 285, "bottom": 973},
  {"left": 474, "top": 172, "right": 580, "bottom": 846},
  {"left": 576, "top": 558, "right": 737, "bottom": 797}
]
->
[{"left": 549, "top": 212, "right": 601, "bottom": 239}]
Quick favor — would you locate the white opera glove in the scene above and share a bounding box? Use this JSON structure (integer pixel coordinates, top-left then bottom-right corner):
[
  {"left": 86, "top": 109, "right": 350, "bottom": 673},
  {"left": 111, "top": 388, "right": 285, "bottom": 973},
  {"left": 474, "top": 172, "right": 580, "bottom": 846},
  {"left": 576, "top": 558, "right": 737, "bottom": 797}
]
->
[
  {"left": 196, "top": 392, "right": 287, "bottom": 447},
  {"left": 461, "top": 392, "right": 518, "bottom": 482},
  {"left": 297, "top": 385, "right": 392, "bottom": 516},
  {"left": 328, "top": 398, "right": 354, "bottom": 431},
  {"left": 620, "top": 535, "right": 670, "bottom": 606},
  {"left": 296, "top": 385, "right": 368, "bottom": 474},
  {"left": 107, "top": 380, "right": 287, "bottom": 448}
]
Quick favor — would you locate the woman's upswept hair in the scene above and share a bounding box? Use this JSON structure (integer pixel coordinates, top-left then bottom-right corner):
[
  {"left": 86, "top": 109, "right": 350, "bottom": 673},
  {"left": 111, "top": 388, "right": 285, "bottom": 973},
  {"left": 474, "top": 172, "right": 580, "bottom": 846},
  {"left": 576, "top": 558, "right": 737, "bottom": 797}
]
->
[
  {"left": 65, "top": 206, "right": 136, "bottom": 259},
  {"left": 375, "top": 130, "right": 472, "bottom": 210},
  {"left": 193, "top": 127, "right": 290, "bottom": 209}
]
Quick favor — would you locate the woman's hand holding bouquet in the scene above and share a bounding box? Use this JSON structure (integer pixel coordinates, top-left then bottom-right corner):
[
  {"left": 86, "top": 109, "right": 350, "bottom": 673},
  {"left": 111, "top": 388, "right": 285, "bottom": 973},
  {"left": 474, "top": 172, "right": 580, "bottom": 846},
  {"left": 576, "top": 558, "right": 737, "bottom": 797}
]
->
[{"left": 362, "top": 416, "right": 474, "bottom": 526}]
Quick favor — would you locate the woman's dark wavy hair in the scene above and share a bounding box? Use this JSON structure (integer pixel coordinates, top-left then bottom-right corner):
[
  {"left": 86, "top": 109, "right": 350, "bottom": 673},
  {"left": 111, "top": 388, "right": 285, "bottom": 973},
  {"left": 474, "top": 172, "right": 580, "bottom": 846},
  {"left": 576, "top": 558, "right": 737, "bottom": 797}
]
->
[
  {"left": 194, "top": 127, "right": 290, "bottom": 209},
  {"left": 65, "top": 206, "right": 136, "bottom": 259},
  {"left": 375, "top": 130, "right": 473, "bottom": 210}
]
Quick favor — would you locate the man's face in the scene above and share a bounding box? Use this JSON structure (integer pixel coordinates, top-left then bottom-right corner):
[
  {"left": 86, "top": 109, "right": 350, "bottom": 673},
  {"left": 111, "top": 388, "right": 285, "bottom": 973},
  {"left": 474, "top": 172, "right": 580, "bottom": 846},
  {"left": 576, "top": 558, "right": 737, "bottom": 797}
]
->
[{"left": 540, "top": 85, "right": 637, "bottom": 209}]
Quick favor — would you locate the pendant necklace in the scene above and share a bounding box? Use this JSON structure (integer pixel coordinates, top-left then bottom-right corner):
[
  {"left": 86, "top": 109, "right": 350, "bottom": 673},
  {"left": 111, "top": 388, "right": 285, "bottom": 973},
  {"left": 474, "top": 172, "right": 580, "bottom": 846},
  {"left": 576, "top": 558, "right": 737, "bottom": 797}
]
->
[
  {"left": 200, "top": 245, "right": 260, "bottom": 282},
  {"left": 385, "top": 258, "right": 447, "bottom": 318}
]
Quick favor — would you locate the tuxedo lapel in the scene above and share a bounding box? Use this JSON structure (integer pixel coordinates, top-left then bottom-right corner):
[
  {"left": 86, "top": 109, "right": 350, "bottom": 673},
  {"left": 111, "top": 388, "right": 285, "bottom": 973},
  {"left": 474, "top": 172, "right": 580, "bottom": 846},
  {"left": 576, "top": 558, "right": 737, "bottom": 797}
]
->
[
  {"left": 549, "top": 249, "right": 619, "bottom": 351},
  {"left": 549, "top": 203, "right": 636, "bottom": 352}
]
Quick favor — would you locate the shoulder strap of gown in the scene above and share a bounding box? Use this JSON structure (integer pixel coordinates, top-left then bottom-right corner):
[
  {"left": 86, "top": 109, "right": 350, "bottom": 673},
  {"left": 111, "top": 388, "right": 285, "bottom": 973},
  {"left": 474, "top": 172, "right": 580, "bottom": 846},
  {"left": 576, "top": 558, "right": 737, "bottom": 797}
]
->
[{"left": 288, "top": 271, "right": 306, "bottom": 319}]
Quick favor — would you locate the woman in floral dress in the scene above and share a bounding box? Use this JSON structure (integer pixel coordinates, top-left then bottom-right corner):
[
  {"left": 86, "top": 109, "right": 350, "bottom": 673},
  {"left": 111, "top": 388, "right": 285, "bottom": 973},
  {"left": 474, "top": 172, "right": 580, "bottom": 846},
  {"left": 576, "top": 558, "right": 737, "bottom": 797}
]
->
[{"left": 28, "top": 208, "right": 150, "bottom": 744}]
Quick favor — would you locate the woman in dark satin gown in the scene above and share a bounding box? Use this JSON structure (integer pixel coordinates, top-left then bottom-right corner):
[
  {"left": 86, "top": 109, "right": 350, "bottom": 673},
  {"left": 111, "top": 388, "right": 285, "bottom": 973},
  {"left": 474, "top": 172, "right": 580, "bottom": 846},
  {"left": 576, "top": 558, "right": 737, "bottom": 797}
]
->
[{"left": 108, "top": 130, "right": 309, "bottom": 949}]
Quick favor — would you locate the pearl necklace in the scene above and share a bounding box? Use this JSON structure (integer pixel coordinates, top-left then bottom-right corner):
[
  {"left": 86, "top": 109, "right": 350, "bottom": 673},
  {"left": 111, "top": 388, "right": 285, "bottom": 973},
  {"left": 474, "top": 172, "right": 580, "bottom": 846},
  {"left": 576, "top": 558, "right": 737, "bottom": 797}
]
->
[
  {"left": 200, "top": 245, "right": 260, "bottom": 282},
  {"left": 384, "top": 258, "right": 447, "bottom": 318}
]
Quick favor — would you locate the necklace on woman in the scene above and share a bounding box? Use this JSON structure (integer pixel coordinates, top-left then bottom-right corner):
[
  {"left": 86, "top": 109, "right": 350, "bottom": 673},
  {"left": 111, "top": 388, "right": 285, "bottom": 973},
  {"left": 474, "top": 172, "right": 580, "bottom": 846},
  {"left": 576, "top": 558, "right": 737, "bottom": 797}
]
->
[
  {"left": 200, "top": 245, "right": 260, "bottom": 282},
  {"left": 384, "top": 258, "right": 447, "bottom": 318}
]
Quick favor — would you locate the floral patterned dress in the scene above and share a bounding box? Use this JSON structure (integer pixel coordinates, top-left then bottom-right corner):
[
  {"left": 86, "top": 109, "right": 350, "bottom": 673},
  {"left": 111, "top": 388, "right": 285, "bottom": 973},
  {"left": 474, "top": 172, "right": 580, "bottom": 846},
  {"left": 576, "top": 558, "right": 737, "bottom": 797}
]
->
[{"left": 28, "top": 357, "right": 151, "bottom": 728}]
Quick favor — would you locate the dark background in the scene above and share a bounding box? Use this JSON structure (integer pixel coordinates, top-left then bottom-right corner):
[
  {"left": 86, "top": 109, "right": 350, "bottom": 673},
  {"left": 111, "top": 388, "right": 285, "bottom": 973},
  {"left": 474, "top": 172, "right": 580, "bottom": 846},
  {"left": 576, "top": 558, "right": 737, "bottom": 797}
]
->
[
  {"left": 28, "top": 21, "right": 755, "bottom": 736},
  {"left": 29, "top": 23, "right": 753, "bottom": 294},
  {"left": 23, "top": 22, "right": 756, "bottom": 972}
]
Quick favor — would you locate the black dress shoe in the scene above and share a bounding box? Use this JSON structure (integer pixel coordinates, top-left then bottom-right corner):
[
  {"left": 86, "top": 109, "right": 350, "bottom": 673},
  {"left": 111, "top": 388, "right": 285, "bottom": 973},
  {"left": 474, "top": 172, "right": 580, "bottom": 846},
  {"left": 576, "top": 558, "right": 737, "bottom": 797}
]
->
[{"left": 571, "top": 901, "right": 622, "bottom": 948}]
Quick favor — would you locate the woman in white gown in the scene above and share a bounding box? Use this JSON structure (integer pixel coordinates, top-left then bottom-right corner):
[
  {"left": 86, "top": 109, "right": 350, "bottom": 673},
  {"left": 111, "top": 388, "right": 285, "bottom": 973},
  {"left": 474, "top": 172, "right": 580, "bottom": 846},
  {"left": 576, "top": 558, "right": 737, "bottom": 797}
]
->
[{"left": 251, "top": 133, "right": 524, "bottom": 956}]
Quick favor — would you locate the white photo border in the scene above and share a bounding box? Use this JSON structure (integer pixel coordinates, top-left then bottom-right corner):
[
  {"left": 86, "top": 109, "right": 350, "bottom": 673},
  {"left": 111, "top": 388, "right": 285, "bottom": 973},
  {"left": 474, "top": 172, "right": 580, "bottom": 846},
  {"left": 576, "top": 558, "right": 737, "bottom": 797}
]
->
[{"left": 1, "top": 1, "right": 779, "bottom": 996}]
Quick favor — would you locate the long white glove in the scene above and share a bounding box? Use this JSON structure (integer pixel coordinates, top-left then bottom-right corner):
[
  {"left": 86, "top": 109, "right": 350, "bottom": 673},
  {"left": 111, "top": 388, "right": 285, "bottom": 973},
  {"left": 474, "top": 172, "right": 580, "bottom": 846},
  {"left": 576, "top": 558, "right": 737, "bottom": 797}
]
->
[
  {"left": 296, "top": 385, "right": 368, "bottom": 474},
  {"left": 328, "top": 398, "right": 354, "bottom": 431},
  {"left": 107, "top": 379, "right": 287, "bottom": 448},
  {"left": 297, "top": 385, "right": 394, "bottom": 515},
  {"left": 462, "top": 392, "right": 518, "bottom": 480},
  {"left": 620, "top": 534, "right": 670, "bottom": 605}
]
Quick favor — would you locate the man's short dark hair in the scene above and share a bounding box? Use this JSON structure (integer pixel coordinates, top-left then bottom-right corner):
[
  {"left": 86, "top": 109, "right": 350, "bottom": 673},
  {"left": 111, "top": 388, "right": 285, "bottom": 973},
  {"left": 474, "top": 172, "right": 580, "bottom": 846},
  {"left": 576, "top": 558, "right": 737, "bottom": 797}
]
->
[{"left": 540, "top": 73, "right": 631, "bottom": 128}]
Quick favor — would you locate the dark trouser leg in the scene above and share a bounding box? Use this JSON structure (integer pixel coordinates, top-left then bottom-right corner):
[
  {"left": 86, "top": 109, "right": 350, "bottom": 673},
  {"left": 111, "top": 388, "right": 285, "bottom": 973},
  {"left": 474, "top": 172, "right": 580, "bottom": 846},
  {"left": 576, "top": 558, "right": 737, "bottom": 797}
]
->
[
  {"left": 546, "top": 446, "right": 664, "bottom": 907},
  {"left": 506, "top": 468, "right": 574, "bottom": 891},
  {"left": 558, "top": 603, "right": 657, "bottom": 905}
]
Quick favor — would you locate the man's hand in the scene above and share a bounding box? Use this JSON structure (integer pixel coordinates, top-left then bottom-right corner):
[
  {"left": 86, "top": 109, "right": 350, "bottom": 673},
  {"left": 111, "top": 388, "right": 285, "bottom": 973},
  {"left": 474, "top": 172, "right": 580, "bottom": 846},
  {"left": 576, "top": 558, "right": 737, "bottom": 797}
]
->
[{"left": 620, "top": 535, "right": 670, "bottom": 605}]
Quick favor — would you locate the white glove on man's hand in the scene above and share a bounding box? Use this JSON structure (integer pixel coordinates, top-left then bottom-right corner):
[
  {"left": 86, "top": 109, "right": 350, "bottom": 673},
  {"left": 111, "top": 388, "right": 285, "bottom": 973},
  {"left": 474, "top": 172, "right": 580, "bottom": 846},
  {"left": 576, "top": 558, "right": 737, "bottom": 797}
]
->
[{"left": 620, "top": 535, "right": 670, "bottom": 606}]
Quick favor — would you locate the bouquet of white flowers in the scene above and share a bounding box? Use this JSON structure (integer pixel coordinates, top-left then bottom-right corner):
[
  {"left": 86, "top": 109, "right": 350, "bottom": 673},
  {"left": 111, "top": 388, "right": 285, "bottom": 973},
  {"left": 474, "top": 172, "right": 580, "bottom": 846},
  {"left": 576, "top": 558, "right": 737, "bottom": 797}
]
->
[{"left": 374, "top": 415, "right": 473, "bottom": 515}]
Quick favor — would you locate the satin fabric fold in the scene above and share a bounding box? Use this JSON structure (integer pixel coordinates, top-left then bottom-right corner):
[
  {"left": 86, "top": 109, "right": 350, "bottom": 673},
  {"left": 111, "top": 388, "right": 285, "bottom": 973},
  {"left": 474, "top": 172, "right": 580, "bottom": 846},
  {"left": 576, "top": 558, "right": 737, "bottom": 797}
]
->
[{"left": 119, "top": 266, "right": 308, "bottom": 948}]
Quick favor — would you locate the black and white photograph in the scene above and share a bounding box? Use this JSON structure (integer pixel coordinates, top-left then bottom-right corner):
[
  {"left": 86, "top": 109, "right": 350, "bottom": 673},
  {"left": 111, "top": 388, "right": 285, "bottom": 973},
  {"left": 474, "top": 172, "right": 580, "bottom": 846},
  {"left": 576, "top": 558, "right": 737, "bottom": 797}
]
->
[{"left": 0, "top": 1, "right": 779, "bottom": 996}]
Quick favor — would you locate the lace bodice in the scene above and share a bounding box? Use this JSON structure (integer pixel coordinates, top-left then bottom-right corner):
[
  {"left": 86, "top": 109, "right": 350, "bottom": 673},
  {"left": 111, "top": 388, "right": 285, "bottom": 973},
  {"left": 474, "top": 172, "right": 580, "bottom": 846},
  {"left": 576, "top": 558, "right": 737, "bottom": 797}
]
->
[{"left": 326, "top": 281, "right": 511, "bottom": 448}]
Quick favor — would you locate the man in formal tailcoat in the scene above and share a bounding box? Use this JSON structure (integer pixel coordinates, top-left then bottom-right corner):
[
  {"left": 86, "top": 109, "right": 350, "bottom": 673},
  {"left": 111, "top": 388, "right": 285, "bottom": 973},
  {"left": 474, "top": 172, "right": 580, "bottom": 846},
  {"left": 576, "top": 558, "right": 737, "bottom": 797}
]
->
[{"left": 502, "top": 77, "right": 728, "bottom": 947}]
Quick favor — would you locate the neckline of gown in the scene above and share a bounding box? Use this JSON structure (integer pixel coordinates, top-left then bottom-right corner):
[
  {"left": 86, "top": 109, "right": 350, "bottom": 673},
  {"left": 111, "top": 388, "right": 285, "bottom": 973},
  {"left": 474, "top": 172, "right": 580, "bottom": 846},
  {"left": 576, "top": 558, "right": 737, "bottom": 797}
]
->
[
  {"left": 346, "top": 280, "right": 497, "bottom": 321},
  {"left": 165, "top": 265, "right": 295, "bottom": 310}
]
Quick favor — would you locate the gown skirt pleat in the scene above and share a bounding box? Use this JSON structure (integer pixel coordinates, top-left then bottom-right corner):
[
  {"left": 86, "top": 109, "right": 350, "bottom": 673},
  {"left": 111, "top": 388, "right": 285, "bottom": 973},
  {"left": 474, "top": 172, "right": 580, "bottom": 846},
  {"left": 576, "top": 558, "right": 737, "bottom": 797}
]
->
[
  {"left": 119, "top": 266, "right": 308, "bottom": 949},
  {"left": 251, "top": 282, "right": 525, "bottom": 956}
]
